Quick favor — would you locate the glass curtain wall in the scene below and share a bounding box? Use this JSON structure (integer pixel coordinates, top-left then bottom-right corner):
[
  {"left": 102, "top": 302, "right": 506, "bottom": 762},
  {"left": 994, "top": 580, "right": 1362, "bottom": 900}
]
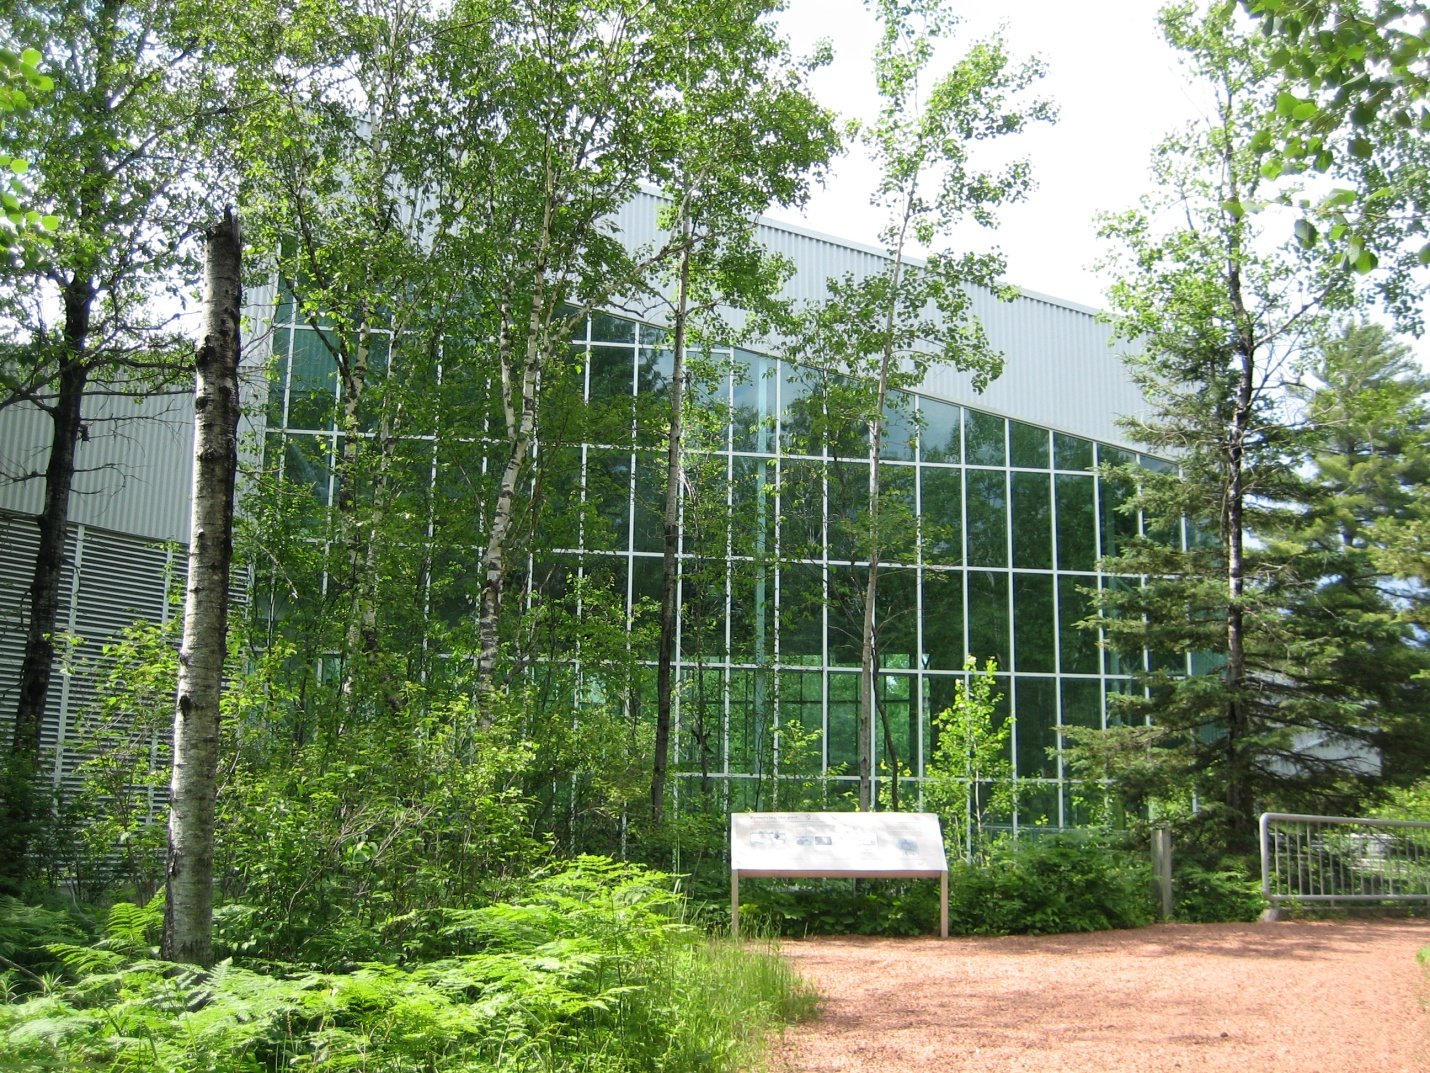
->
[{"left": 264, "top": 306, "right": 1181, "bottom": 829}]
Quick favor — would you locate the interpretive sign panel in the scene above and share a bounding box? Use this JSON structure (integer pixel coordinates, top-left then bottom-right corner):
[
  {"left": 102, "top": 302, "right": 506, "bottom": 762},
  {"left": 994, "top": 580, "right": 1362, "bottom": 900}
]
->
[{"left": 730, "top": 812, "right": 948, "bottom": 938}]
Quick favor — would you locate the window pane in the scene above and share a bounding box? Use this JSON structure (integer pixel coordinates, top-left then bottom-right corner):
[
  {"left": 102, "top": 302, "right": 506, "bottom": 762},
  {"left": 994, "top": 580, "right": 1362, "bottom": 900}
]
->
[
  {"left": 1009, "top": 421, "right": 1049, "bottom": 468},
  {"left": 883, "top": 392, "right": 916, "bottom": 462},
  {"left": 1014, "top": 676, "right": 1057, "bottom": 778},
  {"left": 883, "top": 465, "right": 916, "bottom": 565},
  {"left": 632, "top": 450, "right": 666, "bottom": 553},
  {"left": 920, "top": 467, "right": 962, "bottom": 566},
  {"left": 777, "top": 562, "right": 823, "bottom": 660},
  {"left": 920, "top": 398, "right": 961, "bottom": 463},
  {"left": 826, "top": 564, "right": 865, "bottom": 667},
  {"left": 1057, "top": 576, "right": 1100, "bottom": 675},
  {"left": 827, "top": 458, "right": 868, "bottom": 553},
  {"left": 1053, "top": 431, "right": 1094, "bottom": 471},
  {"left": 734, "top": 668, "right": 779, "bottom": 775},
  {"left": 630, "top": 554, "right": 661, "bottom": 612},
  {"left": 677, "top": 667, "right": 724, "bottom": 773},
  {"left": 967, "top": 570, "right": 1010, "bottom": 670},
  {"left": 585, "top": 448, "right": 631, "bottom": 546},
  {"left": 287, "top": 327, "right": 337, "bottom": 431},
  {"left": 586, "top": 345, "right": 635, "bottom": 444},
  {"left": 779, "top": 670, "right": 825, "bottom": 777},
  {"left": 1013, "top": 572, "right": 1055, "bottom": 673},
  {"left": 1010, "top": 471, "right": 1052, "bottom": 570},
  {"left": 267, "top": 325, "right": 291, "bottom": 425},
  {"left": 1055, "top": 474, "right": 1097, "bottom": 571},
  {"left": 780, "top": 361, "right": 818, "bottom": 456},
  {"left": 878, "top": 670, "right": 916, "bottom": 775},
  {"left": 732, "top": 350, "right": 775, "bottom": 452},
  {"left": 966, "top": 470, "right": 1007, "bottom": 567},
  {"left": 777, "top": 458, "right": 824, "bottom": 559},
  {"left": 827, "top": 671, "right": 859, "bottom": 773},
  {"left": 921, "top": 569, "right": 964, "bottom": 670},
  {"left": 730, "top": 557, "right": 773, "bottom": 663},
  {"left": 1099, "top": 471, "right": 1139, "bottom": 560},
  {"left": 964, "top": 408, "right": 1006, "bottom": 466},
  {"left": 878, "top": 567, "right": 918, "bottom": 669},
  {"left": 688, "top": 453, "right": 735, "bottom": 563},
  {"left": 590, "top": 311, "right": 636, "bottom": 343},
  {"left": 1061, "top": 678, "right": 1102, "bottom": 731}
]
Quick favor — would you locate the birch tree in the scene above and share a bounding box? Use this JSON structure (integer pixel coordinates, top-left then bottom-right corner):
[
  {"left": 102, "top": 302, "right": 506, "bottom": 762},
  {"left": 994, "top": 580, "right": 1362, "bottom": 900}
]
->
[
  {"left": 646, "top": 4, "right": 837, "bottom": 825},
  {"left": 795, "top": 0, "right": 1049, "bottom": 810},
  {"left": 163, "top": 210, "right": 241, "bottom": 969}
]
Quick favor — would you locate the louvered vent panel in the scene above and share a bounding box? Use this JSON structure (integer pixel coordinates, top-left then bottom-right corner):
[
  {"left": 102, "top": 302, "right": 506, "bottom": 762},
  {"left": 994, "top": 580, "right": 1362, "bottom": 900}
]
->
[
  {"left": 51, "top": 530, "right": 182, "bottom": 795},
  {"left": 1, "top": 512, "right": 78, "bottom": 772}
]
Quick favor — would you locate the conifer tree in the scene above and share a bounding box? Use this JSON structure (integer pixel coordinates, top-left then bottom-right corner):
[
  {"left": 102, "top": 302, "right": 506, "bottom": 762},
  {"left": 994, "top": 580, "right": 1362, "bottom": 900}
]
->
[{"left": 1085, "top": 5, "right": 1361, "bottom": 849}]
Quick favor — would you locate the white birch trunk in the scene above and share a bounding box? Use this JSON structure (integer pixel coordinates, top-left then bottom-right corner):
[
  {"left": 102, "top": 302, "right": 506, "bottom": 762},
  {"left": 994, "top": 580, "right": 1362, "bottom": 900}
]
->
[{"left": 163, "top": 210, "right": 241, "bottom": 968}]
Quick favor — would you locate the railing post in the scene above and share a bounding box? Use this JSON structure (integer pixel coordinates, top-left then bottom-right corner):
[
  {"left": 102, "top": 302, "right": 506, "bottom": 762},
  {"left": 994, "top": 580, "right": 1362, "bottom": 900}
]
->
[
  {"left": 1259, "top": 812, "right": 1279, "bottom": 922},
  {"left": 1152, "top": 826, "right": 1173, "bottom": 920}
]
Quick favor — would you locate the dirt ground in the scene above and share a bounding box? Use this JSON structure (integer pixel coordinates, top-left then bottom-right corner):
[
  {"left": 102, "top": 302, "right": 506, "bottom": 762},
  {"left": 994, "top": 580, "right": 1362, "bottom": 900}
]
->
[{"left": 775, "top": 920, "right": 1430, "bottom": 1073}]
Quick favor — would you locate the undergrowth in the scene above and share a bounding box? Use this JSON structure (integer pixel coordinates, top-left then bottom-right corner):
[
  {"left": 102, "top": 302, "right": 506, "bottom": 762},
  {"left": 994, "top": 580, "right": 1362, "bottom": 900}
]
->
[
  {"left": 0, "top": 857, "right": 815, "bottom": 1073},
  {"left": 741, "top": 831, "right": 1159, "bottom": 937}
]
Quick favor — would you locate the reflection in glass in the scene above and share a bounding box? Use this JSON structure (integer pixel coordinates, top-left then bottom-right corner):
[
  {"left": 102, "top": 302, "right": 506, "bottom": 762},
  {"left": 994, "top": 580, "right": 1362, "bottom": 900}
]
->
[
  {"left": 920, "top": 468, "right": 962, "bottom": 565},
  {"left": 1055, "top": 474, "right": 1097, "bottom": 571},
  {"left": 920, "top": 398, "right": 961, "bottom": 463},
  {"left": 966, "top": 470, "right": 1007, "bottom": 567},
  {"left": 965, "top": 408, "right": 1006, "bottom": 466},
  {"left": 967, "top": 570, "right": 1010, "bottom": 669},
  {"left": 1011, "top": 472, "right": 1052, "bottom": 569},
  {"left": 1013, "top": 573, "right": 1055, "bottom": 673},
  {"left": 1010, "top": 421, "right": 1049, "bottom": 468},
  {"left": 1057, "top": 576, "right": 1100, "bottom": 675},
  {"left": 1015, "top": 676, "right": 1057, "bottom": 778},
  {"left": 921, "top": 569, "right": 965, "bottom": 670},
  {"left": 1053, "top": 431, "right": 1094, "bottom": 471}
]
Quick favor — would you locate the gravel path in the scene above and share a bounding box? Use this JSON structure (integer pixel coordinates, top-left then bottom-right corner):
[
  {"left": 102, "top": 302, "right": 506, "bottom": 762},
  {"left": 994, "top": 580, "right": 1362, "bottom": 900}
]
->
[{"left": 776, "top": 920, "right": 1430, "bottom": 1073}]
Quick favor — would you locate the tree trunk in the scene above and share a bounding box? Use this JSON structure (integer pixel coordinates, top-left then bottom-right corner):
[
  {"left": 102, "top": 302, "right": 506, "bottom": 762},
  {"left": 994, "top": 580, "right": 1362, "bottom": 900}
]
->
[
  {"left": 858, "top": 228, "right": 907, "bottom": 811},
  {"left": 163, "top": 211, "right": 241, "bottom": 968},
  {"left": 1, "top": 277, "right": 93, "bottom": 893},
  {"left": 1222, "top": 189, "right": 1256, "bottom": 843},
  {"left": 476, "top": 185, "right": 554, "bottom": 715},
  {"left": 652, "top": 235, "right": 692, "bottom": 826}
]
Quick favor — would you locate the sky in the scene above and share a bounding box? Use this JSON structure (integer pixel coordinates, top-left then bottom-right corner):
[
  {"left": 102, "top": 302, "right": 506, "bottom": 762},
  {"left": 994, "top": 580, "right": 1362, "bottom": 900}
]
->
[{"left": 767, "top": 1, "right": 1213, "bottom": 311}]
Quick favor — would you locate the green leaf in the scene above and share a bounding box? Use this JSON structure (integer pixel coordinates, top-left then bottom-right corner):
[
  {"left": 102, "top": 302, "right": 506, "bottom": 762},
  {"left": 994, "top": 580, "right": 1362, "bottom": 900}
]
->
[
  {"left": 1350, "top": 136, "right": 1373, "bottom": 158},
  {"left": 1221, "top": 199, "right": 1245, "bottom": 220},
  {"left": 1321, "top": 188, "right": 1356, "bottom": 210},
  {"left": 1354, "top": 248, "right": 1378, "bottom": 273},
  {"left": 9, "top": 157, "right": 28, "bottom": 175},
  {"left": 1293, "top": 218, "right": 1318, "bottom": 248}
]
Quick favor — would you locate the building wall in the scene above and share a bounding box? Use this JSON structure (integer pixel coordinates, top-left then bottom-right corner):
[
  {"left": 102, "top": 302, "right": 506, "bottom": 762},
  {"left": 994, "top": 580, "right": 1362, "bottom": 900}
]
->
[
  {"left": 254, "top": 297, "right": 1170, "bottom": 826},
  {"left": 0, "top": 206, "right": 1159, "bottom": 828}
]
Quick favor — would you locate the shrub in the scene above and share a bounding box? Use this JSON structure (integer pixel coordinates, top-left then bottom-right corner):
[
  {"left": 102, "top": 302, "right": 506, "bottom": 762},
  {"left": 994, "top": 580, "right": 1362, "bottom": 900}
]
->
[
  {"left": 1173, "top": 860, "right": 1266, "bottom": 922},
  {"left": 948, "top": 832, "right": 1156, "bottom": 935},
  {"left": 737, "top": 831, "right": 1156, "bottom": 937}
]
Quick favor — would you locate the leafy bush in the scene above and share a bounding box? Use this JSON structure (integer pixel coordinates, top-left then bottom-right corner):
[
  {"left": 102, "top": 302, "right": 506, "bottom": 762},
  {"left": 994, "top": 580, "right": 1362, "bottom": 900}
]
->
[
  {"left": 1173, "top": 861, "right": 1266, "bottom": 922},
  {"left": 947, "top": 832, "right": 1156, "bottom": 935},
  {"left": 0, "top": 857, "right": 814, "bottom": 1073},
  {"left": 740, "top": 831, "right": 1156, "bottom": 937}
]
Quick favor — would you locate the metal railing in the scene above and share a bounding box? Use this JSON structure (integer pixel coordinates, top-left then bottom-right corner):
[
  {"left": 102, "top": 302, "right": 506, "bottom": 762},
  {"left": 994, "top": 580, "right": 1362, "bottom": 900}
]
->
[{"left": 1260, "top": 812, "right": 1430, "bottom": 909}]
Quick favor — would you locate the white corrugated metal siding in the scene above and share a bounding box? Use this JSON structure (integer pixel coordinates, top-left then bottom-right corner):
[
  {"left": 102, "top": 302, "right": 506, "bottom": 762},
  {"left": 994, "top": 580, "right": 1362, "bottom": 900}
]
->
[{"left": 612, "top": 190, "right": 1147, "bottom": 447}]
